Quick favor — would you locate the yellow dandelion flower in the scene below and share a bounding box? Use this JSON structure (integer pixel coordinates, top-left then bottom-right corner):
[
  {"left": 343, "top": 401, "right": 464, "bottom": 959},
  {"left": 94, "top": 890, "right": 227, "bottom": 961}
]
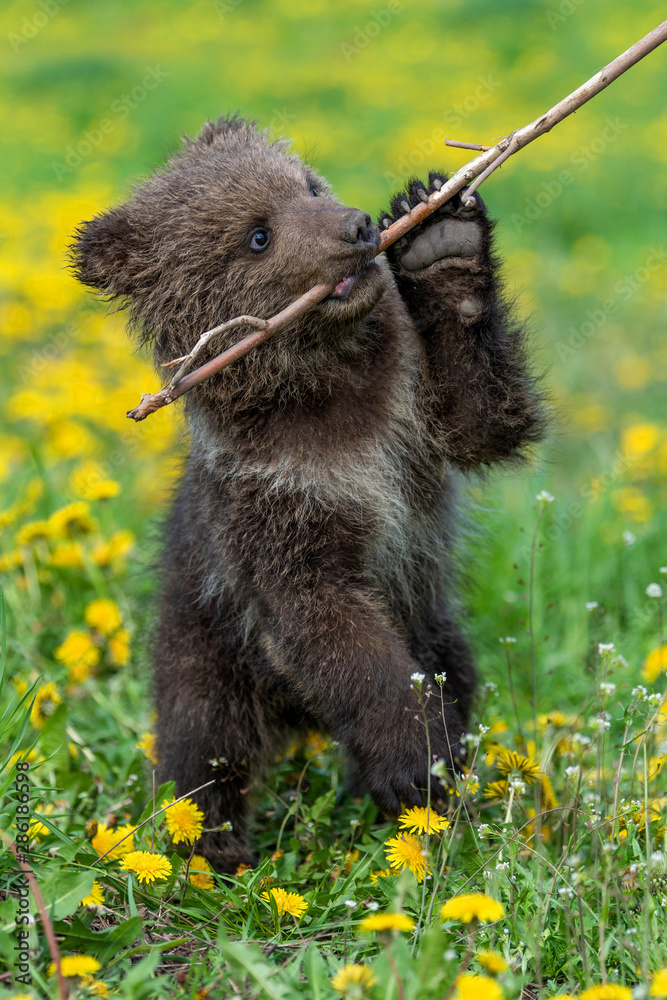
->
[
  {"left": 495, "top": 749, "right": 542, "bottom": 784},
  {"left": 50, "top": 541, "right": 84, "bottom": 568},
  {"left": 82, "top": 979, "right": 109, "bottom": 997},
  {"left": 236, "top": 862, "right": 252, "bottom": 876},
  {"left": 120, "top": 850, "right": 172, "bottom": 883},
  {"left": 91, "top": 822, "right": 134, "bottom": 860},
  {"left": 484, "top": 780, "right": 509, "bottom": 800},
  {"left": 48, "top": 955, "right": 101, "bottom": 978},
  {"left": 440, "top": 893, "right": 505, "bottom": 924},
  {"left": 622, "top": 422, "right": 660, "bottom": 458},
  {"left": 643, "top": 646, "right": 667, "bottom": 684},
  {"left": 80, "top": 881, "right": 105, "bottom": 907},
  {"left": 188, "top": 854, "right": 214, "bottom": 890},
  {"left": 580, "top": 985, "right": 633, "bottom": 1000},
  {"left": 30, "top": 683, "right": 61, "bottom": 728},
  {"left": 476, "top": 950, "right": 508, "bottom": 974},
  {"left": 109, "top": 628, "right": 130, "bottom": 665},
  {"left": 453, "top": 972, "right": 505, "bottom": 1000},
  {"left": 261, "top": 886, "right": 308, "bottom": 919},
  {"left": 92, "top": 529, "right": 135, "bottom": 567},
  {"left": 538, "top": 711, "right": 579, "bottom": 730},
  {"left": 15, "top": 520, "right": 52, "bottom": 546},
  {"left": 651, "top": 969, "right": 667, "bottom": 997},
  {"left": 369, "top": 868, "right": 397, "bottom": 883},
  {"left": 28, "top": 807, "right": 54, "bottom": 840},
  {"left": 398, "top": 806, "right": 450, "bottom": 835},
  {"left": 384, "top": 833, "right": 430, "bottom": 882},
  {"left": 358, "top": 912, "right": 415, "bottom": 933},
  {"left": 80, "top": 477, "right": 121, "bottom": 501},
  {"left": 48, "top": 501, "right": 96, "bottom": 538},
  {"left": 137, "top": 732, "right": 158, "bottom": 764},
  {"left": 55, "top": 630, "right": 101, "bottom": 672},
  {"left": 85, "top": 598, "right": 122, "bottom": 636},
  {"left": 330, "top": 964, "right": 376, "bottom": 995},
  {"left": 0, "top": 549, "right": 24, "bottom": 572},
  {"left": 162, "top": 797, "right": 205, "bottom": 845}
]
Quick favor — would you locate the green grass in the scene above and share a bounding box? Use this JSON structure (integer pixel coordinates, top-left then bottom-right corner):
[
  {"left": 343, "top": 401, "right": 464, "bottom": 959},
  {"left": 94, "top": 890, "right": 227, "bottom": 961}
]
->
[{"left": 1, "top": 0, "right": 666, "bottom": 996}]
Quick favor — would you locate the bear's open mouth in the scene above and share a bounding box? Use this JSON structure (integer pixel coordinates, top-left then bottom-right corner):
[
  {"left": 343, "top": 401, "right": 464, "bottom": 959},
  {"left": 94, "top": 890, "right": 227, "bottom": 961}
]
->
[{"left": 326, "top": 261, "right": 376, "bottom": 301}]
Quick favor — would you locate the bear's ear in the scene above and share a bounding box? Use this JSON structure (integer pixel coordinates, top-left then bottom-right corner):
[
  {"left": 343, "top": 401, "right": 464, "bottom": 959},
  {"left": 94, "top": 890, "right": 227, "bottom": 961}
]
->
[{"left": 69, "top": 205, "right": 138, "bottom": 297}]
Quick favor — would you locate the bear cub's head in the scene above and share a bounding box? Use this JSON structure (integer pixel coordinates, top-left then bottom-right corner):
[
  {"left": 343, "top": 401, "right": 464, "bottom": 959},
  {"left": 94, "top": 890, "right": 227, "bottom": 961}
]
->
[{"left": 70, "top": 114, "right": 387, "bottom": 375}]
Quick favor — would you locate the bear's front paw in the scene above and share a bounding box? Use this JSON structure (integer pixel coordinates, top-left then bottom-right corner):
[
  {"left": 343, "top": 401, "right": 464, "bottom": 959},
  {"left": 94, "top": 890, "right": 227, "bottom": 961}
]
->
[{"left": 380, "top": 173, "right": 489, "bottom": 274}]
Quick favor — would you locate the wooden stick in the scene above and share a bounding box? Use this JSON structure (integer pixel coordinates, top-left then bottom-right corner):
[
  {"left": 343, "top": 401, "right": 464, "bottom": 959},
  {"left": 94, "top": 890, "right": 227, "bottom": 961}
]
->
[{"left": 127, "top": 20, "right": 667, "bottom": 422}]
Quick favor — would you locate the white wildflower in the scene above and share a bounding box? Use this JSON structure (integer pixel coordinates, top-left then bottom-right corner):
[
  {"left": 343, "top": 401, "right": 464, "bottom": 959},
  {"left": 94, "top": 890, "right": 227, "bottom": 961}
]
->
[
  {"left": 536, "top": 490, "right": 555, "bottom": 504},
  {"left": 599, "top": 682, "right": 616, "bottom": 696},
  {"left": 646, "top": 583, "right": 663, "bottom": 598},
  {"left": 598, "top": 642, "right": 615, "bottom": 655},
  {"left": 623, "top": 530, "right": 636, "bottom": 547},
  {"left": 585, "top": 601, "right": 599, "bottom": 612},
  {"left": 410, "top": 671, "right": 425, "bottom": 688}
]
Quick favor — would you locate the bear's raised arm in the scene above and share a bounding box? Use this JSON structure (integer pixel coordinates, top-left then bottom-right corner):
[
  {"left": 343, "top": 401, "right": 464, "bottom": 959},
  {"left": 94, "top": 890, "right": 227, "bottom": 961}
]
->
[{"left": 380, "top": 174, "right": 547, "bottom": 470}]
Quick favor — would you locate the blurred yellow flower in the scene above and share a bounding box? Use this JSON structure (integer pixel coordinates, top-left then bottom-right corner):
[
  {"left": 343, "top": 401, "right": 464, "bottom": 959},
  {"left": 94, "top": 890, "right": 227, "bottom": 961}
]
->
[
  {"left": 70, "top": 462, "right": 121, "bottom": 500},
  {"left": 615, "top": 355, "right": 650, "bottom": 390},
  {"left": 612, "top": 487, "right": 652, "bottom": 523},
  {"left": 15, "top": 520, "right": 52, "bottom": 546},
  {"left": 369, "top": 868, "right": 397, "bottom": 883},
  {"left": 398, "top": 805, "right": 450, "bottom": 835},
  {"left": 642, "top": 645, "right": 667, "bottom": 683},
  {"left": 55, "top": 630, "right": 101, "bottom": 672},
  {"left": 621, "top": 423, "right": 660, "bottom": 459},
  {"left": 50, "top": 541, "right": 85, "bottom": 568},
  {"left": 453, "top": 973, "right": 505, "bottom": 1000},
  {"left": 261, "top": 886, "right": 308, "bottom": 918},
  {"left": 384, "top": 833, "right": 430, "bottom": 882},
  {"left": 188, "top": 854, "right": 214, "bottom": 890},
  {"left": 48, "top": 501, "right": 96, "bottom": 538},
  {"left": 109, "top": 628, "right": 130, "bottom": 665},
  {"left": 0, "top": 550, "right": 24, "bottom": 572},
  {"left": 80, "top": 881, "right": 105, "bottom": 907},
  {"left": 162, "top": 797, "right": 205, "bottom": 844},
  {"left": 85, "top": 598, "right": 122, "bottom": 636},
  {"left": 440, "top": 893, "right": 504, "bottom": 924},
  {"left": 92, "top": 529, "right": 135, "bottom": 567},
  {"left": 476, "top": 951, "right": 508, "bottom": 974},
  {"left": 49, "top": 955, "right": 101, "bottom": 978},
  {"left": 30, "top": 683, "right": 61, "bottom": 728},
  {"left": 358, "top": 912, "right": 414, "bottom": 933},
  {"left": 137, "top": 732, "right": 158, "bottom": 764},
  {"left": 120, "top": 850, "right": 172, "bottom": 883},
  {"left": 651, "top": 969, "right": 667, "bottom": 997},
  {"left": 91, "top": 822, "right": 134, "bottom": 860},
  {"left": 484, "top": 780, "right": 510, "bottom": 800},
  {"left": 580, "top": 985, "right": 633, "bottom": 1000},
  {"left": 330, "top": 964, "right": 376, "bottom": 995}
]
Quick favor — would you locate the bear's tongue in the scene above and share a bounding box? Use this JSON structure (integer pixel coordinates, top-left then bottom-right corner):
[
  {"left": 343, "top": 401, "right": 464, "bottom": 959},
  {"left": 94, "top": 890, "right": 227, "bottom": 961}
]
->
[{"left": 329, "top": 274, "right": 356, "bottom": 300}]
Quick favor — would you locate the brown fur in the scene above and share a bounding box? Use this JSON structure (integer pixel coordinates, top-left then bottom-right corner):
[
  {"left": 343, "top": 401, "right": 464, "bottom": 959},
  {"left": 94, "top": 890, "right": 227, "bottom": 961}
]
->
[{"left": 70, "top": 114, "right": 546, "bottom": 872}]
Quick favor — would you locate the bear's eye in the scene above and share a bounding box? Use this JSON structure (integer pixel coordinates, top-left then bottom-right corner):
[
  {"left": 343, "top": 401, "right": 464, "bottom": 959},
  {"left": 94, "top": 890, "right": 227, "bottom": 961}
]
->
[
  {"left": 249, "top": 228, "right": 271, "bottom": 252},
  {"left": 310, "top": 186, "right": 318, "bottom": 197}
]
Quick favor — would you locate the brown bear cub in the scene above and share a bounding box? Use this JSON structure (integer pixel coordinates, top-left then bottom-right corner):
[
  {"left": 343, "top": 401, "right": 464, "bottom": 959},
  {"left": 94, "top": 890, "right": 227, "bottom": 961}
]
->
[{"left": 71, "top": 114, "right": 545, "bottom": 873}]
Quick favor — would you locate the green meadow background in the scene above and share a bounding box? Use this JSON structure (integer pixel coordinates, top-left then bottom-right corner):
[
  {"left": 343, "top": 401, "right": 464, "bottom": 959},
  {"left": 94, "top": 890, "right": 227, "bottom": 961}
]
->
[{"left": 0, "top": 0, "right": 666, "bottom": 997}]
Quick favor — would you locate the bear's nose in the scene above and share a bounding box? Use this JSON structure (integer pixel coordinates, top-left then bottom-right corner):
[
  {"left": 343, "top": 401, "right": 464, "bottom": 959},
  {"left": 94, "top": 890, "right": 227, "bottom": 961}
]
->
[{"left": 342, "top": 209, "right": 374, "bottom": 245}]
